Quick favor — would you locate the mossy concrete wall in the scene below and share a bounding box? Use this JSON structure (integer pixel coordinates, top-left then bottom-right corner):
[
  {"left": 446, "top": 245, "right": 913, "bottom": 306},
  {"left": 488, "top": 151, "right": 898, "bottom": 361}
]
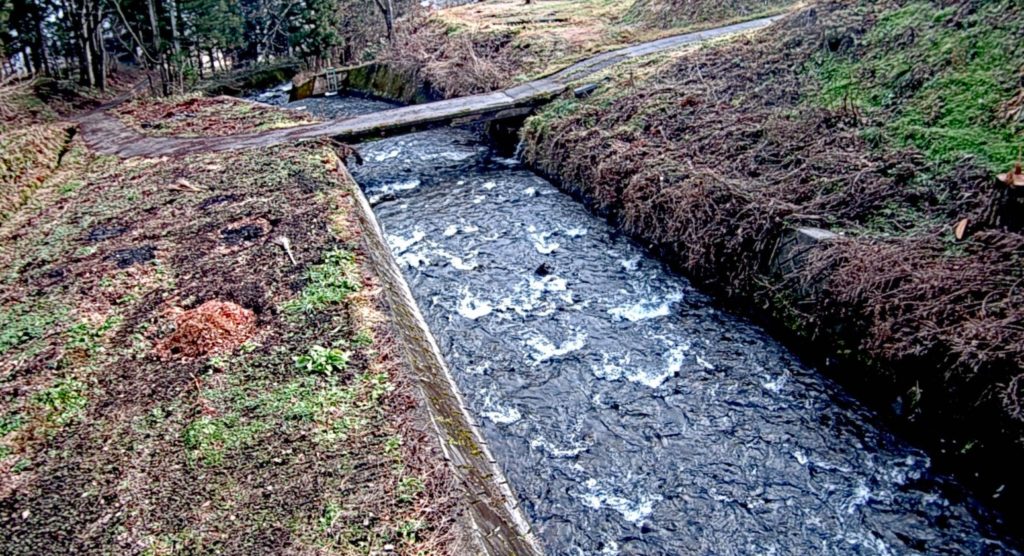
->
[
  {"left": 292, "top": 63, "right": 439, "bottom": 104},
  {"left": 341, "top": 163, "right": 543, "bottom": 556}
]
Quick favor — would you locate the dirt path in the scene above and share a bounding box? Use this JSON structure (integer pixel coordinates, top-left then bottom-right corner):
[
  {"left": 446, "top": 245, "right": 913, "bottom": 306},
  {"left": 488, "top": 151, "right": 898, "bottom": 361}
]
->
[{"left": 76, "top": 16, "right": 782, "bottom": 158}]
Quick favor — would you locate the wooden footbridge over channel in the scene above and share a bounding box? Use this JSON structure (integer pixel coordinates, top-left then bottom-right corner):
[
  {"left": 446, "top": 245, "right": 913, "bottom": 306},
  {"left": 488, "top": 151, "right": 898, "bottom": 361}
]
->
[{"left": 78, "top": 16, "right": 781, "bottom": 158}]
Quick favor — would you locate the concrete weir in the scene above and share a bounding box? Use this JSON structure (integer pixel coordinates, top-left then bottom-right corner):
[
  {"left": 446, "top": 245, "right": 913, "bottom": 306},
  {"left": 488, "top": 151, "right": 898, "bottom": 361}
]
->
[{"left": 342, "top": 167, "right": 543, "bottom": 555}]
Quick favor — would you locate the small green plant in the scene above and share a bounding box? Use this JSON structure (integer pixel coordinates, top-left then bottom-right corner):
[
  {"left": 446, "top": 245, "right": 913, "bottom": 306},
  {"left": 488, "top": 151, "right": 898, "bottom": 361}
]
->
[
  {"left": 383, "top": 435, "right": 402, "bottom": 458},
  {"left": 206, "top": 355, "right": 230, "bottom": 371},
  {"left": 319, "top": 501, "right": 342, "bottom": 534},
  {"left": 66, "top": 316, "right": 121, "bottom": 355},
  {"left": 396, "top": 476, "right": 424, "bottom": 504},
  {"left": 283, "top": 250, "right": 361, "bottom": 313},
  {"left": 396, "top": 519, "right": 425, "bottom": 544},
  {"left": 351, "top": 329, "right": 374, "bottom": 348},
  {"left": 0, "top": 302, "right": 65, "bottom": 356},
  {"left": 294, "top": 346, "right": 350, "bottom": 375},
  {"left": 360, "top": 372, "right": 394, "bottom": 404},
  {"left": 32, "top": 378, "right": 88, "bottom": 426},
  {"left": 182, "top": 414, "right": 267, "bottom": 466}
]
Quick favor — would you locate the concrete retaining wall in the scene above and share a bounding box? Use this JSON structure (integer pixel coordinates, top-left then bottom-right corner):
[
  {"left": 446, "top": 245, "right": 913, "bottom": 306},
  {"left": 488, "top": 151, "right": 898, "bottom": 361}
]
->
[{"left": 343, "top": 165, "right": 543, "bottom": 556}]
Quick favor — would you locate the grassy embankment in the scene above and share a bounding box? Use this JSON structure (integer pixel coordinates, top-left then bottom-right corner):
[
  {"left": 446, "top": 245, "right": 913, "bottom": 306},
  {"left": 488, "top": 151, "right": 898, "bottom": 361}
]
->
[
  {"left": 521, "top": 0, "right": 1024, "bottom": 510},
  {"left": 381, "top": 0, "right": 795, "bottom": 97},
  {"left": 0, "top": 92, "right": 460, "bottom": 554}
]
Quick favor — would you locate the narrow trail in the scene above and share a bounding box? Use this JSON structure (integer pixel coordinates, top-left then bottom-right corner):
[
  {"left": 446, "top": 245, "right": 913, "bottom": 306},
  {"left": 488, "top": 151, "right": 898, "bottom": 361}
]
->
[{"left": 75, "top": 16, "right": 781, "bottom": 158}]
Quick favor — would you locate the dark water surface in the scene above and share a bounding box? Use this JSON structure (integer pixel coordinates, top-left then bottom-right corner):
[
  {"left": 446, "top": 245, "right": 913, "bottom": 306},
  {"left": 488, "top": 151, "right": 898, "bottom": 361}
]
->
[{"left": 269, "top": 92, "right": 1019, "bottom": 555}]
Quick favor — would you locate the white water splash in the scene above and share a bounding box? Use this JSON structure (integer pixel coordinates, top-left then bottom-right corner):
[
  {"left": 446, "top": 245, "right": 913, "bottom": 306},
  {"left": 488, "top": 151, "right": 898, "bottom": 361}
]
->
[
  {"left": 370, "top": 147, "right": 401, "bottom": 162},
  {"left": 592, "top": 353, "right": 629, "bottom": 381},
  {"left": 482, "top": 180, "right": 498, "bottom": 190},
  {"left": 386, "top": 230, "right": 425, "bottom": 253},
  {"left": 607, "top": 292, "right": 682, "bottom": 322},
  {"left": 564, "top": 226, "right": 588, "bottom": 237},
  {"left": 368, "top": 179, "right": 420, "bottom": 203},
  {"left": 579, "top": 478, "right": 662, "bottom": 525},
  {"left": 529, "top": 231, "right": 560, "bottom": 254},
  {"left": 530, "top": 436, "right": 590, "bottom": 458},
  {"left": 434, "top": 249, "right": 478, "bottom": 270},
  {"left": 620, "top": 257, "right": 640, "bottom": 271},
  {"left": 626, "top": 345, "right": 689, "bottom": 388},
  {"left": 762, "top": 371, "right": 790, "bottom": 393},
  {"left": 457, "top": 288, "right": 492, "bottom": 320},
  {"left": 526, "top": 332, "right": 586, "bottom": 363},
  {"left": 443, "top": 224, "right": 458, "bottom": 237},
  {"left": 396, "top": 252, "right": 430, "bottom": 268}
]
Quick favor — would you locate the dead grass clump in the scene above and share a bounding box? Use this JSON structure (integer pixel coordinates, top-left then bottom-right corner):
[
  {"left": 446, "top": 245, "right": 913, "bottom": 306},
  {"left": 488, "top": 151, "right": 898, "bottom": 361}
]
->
[
  {"left": 157, "top": 300, "right": 256, "bottom": 357},
  {"left": 384, "top": 19, "right": 523, "bottom": 97}
]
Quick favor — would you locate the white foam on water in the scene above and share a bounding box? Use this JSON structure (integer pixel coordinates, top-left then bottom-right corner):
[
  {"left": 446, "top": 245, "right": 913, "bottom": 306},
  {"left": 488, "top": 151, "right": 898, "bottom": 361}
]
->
[
  {"left": 530, "top": 436, "right": 590, "bottom": 458},
  {"left": 526, "top": 332, "right": 586, "bottom": 363},
  {"left": 696, "top": 355, "right": 715, "bottom": 370},
  {"left": 457, "top": 288, "right": 492, "bottom": 320},
  {"left": 443, "top": 224, "right": 479, "bottom": 237},
  {"left": 369, "top": 179, "right": 420, "bottom": 203},
  {"left": 464, "top": 362, "right": 491, "bottom": 375},
  {"left": 792, "top": 450, "right": 809, "bottom": 465},
  {"left": 523, "top": 186, "right": 537, "bottom": 196},
  {"left": 434, "top": 249, "right": 479, "bottom": 270},
  {"left": 529, "top": 275, "right": 567, "bottom": 292},
  {"left": 579, "top": 478, "right": 662, "bottom": 525},
  {"left": 620, "top": 256, "right": 641, "bottom": 271},
  {"left": 530, "top": 231, "right": 560, "bottom": 254},
  {"left": 763, "top": 371, "right": 789, "bottom": 393},
  {"left": 592, "top": 353, "right": 629, "bottom": 381},
  {"left": 625, "top": 345, "right": 689, "bottom": 388},
  {"left": 607, "top": 292, "right": 682, "bottom": 322},
  {"left": 396, "top": 252, "right": 430, "bottom": 268},
  {"left": 564, "top": 226, "right": 588, "bottom": 237},
  {"left": 844, "top": 483, "right": 873, "bottom": 514},
  {"left": 370, "top": 148, "right": 401, "bottom": 162},
  {"left": 482, "top": 180, "right": 497, "bottom": 190},
  {"left": 386, "top": 230, "right": 425, "bottom": 253},
  {"left": 472, "top": 195, "right": 486, "bottom": 204}
]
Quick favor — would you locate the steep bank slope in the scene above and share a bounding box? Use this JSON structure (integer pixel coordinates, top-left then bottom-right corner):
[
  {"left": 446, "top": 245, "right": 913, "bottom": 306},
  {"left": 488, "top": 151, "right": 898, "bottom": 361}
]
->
[{"left": 522, "top": 0, "right": 1024, "bottom": 518}]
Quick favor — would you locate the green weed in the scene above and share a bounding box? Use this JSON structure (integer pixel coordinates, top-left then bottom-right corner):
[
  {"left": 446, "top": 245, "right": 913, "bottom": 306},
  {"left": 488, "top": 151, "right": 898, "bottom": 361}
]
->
[
  {"left": 182, "top": 414, "right": 267, "bottom": 466},
  {"left": 396, "top": 476, "right": 424, "bottom": 504},
  {"left": 396, "top": 519, "right": 425, "bottom": 544},
  {"left": 32, "top": 378, "right": 88, "bottom": 426},
  {"left": 294, "top": 345, "right": 350, "bottom": 375},
  {"left": 283, "top": 250, "right": 361, "bottom": 313},
  {"left": 360, "top": 372, "right": 394, "bottom": 404},
  {"left": 66, "top": 316, "right": 121, "bottom": 356},
  {"left": 0, "top": 302, "right": 65, "bottom": 356}
]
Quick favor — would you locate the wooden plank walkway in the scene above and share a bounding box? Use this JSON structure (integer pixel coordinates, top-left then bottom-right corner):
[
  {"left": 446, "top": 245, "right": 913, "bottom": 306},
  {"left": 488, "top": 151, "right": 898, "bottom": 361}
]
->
[{"left": 77, "top": 16, "right": 781, "bottom": 158}]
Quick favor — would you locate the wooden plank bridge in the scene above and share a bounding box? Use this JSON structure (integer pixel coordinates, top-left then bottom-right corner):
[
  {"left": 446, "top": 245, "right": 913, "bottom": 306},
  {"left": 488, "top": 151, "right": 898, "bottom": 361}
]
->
[{"left": 77, "top": 16, "right": 781, "bottom": 158}]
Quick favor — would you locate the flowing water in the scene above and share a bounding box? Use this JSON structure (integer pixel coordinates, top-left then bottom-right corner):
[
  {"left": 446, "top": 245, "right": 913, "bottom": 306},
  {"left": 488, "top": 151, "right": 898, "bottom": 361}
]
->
[{"left": 260, "top": 90, "right": 1020, "bottom": 555}]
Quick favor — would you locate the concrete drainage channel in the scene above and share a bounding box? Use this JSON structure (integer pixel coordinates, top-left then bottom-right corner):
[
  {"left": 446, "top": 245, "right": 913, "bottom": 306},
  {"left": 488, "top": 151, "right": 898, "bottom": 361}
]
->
[{"left": 342, "top": 168, "right": 543, "bottom": 555}]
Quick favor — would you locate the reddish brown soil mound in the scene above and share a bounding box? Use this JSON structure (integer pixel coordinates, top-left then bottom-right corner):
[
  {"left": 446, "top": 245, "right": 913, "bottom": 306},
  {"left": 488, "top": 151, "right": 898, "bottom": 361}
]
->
[{"left": 157, "top": 300, "right": 256, "bottom": 357}]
